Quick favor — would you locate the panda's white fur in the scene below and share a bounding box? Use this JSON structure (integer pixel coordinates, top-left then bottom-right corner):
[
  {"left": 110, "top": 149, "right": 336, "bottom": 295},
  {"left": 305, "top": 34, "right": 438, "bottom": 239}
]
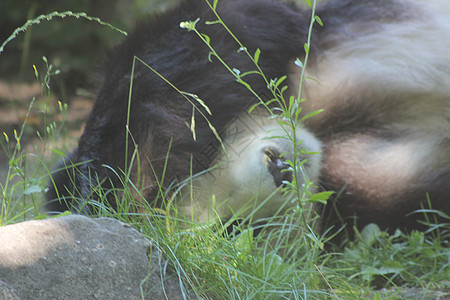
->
[
  {"left": 180, "top": 0, "right": 450, "bottom": 230},
  {"left": 294, "top": 0, "right": 450, "bottom": 125},
  {"left": 178, "top": 114, "right": 322, "bottom": 223},
  {"left": 285, "top": 0, "right": 449, "bottom": 231}
]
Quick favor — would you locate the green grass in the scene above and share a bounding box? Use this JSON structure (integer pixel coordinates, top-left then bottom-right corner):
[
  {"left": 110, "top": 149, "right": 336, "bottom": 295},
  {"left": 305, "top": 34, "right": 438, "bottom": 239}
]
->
[{"left": 1, "top": 1, "right": 449, "bottom": 299}]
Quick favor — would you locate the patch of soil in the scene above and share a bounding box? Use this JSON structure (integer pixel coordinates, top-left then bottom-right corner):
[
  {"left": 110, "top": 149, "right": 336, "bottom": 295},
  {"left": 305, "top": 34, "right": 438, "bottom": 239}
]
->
[{"left": 0, "top": 80, "right": 92, "bottom": 184}]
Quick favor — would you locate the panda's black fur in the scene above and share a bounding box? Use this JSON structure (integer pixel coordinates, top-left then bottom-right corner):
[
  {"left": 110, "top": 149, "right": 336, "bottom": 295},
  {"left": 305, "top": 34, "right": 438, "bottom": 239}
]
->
[{"left": 46, "top": 0, "right": 450, "bottom": 235}]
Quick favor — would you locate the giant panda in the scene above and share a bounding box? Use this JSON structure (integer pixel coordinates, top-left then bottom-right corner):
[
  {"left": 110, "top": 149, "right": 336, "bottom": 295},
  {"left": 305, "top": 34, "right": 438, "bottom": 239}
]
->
[{"left": 46, "top": 0, "right": 450, "bottom": 236}]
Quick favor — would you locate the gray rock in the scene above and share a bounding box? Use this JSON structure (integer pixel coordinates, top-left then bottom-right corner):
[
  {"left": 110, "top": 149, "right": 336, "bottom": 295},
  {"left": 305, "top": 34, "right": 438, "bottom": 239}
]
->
[
  {"left": 0, "top": 280, "right": 20, "bottom": 300},
  {"left": 0, "top": 215, "right": 197, "bottom": 299}
]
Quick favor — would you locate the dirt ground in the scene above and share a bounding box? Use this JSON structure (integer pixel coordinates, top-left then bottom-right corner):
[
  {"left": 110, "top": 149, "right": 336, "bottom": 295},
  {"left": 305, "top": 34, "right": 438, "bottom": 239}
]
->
[{"left": 0, "top": 80, "right": 92, "bottom": 186}]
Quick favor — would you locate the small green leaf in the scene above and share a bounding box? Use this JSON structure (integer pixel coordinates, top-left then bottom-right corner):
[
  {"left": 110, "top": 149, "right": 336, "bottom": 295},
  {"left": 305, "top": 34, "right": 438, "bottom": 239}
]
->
[
  {"left": 274, "top": 75, "right": 287, "bottom": 89},
  {"left": 50, "top": 148, "right": 67, "bottom": 157},
  {"left": 308, "top": 191, "right": 333, "bottom": 204},
  {"left": 253, "top": 48, "right": 261, "bottom": 64},
  {"left": 33, "top": 214, "right": 48, "bottom": 220},
  {"left": 305, "top": 76, "right": 320, "bottom": 84},
  {"left": 305, "top": 0, "right": 312, "bottom": 8},
  {"left": 32, "top": 65, "right": 39, "bottom": 79},
  {"left": 247, "top": 102, "right": 261, "bottom": 113},
  {"left": 298, "top": 109, "right": 323, "bottom": 123},
  {"left": 295, "top": 105, "right": 303, "bottom": 121},
  {"left": 304, "top": 43, "right": 309, "bottom": 55},
  {"left": 205, "top": 20, "right": 221, "bottom": 25},
  {"left": 48, "top": 210, "right": 72, "bottom": 218},
  {"left": 236, "top": 78, "right": 252, "bottom": 91},
  {"left": 295, "top": 58, "right": 304, "bottom": 69},
  {"left": 360, "top": 223, "right": 382, "bottom": 246},
  {"left": 239, "top": 70, "right": 261, "bottom": 78},
  {"left": 315, "top": 15, "right": 323, "bottom": 26},
  {"left": 207, "top": 51, "right": 218, "bottom": 62},
  {"left": 288, "top": 95, "right": 295, "bottom": 112},
  {"left": 201, "top": 33, "right": 210, "bottom": 45}
]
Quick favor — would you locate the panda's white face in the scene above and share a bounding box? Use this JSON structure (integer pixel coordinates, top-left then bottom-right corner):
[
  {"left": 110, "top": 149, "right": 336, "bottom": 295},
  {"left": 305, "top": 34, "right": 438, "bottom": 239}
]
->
[{"left": 178, "top": 114, "right": 322, "bottom": 223}]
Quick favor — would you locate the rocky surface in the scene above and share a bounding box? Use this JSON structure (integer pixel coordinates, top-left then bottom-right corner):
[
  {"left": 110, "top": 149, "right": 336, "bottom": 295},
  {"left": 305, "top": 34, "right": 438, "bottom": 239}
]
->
[{"left": 0, "top": 215, "right": 197, "bottom": 299}]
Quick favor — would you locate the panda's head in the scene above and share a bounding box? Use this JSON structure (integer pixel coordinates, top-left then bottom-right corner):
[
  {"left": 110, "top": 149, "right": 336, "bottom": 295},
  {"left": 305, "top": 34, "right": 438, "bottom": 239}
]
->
[
  {"left": 180, "top": 114, "right": 323, "bottom": 222},
  {"left": 225, "top": 120, "right": 322, "bottom": 218}
]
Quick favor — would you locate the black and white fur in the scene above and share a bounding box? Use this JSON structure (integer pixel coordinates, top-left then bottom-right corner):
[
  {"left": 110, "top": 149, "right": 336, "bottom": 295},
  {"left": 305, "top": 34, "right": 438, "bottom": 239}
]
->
[
  {"left": 46, "top": 0, "right": 450, "bottom": 235},
  {"left": 301, "top": 0, "right": 450, "bottom": 231},
  {"left": 178, "top": 114, "right": 322, "bottom": 223}
]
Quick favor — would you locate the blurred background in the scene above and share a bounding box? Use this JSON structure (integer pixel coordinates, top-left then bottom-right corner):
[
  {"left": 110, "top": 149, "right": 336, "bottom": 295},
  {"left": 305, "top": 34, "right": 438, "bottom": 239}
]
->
[
  {"left": 0, "top": 0, "right": 181, "bottom": 96},
  {"left": 0, "top": 0, "right": 180, "bottom": 185}
]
